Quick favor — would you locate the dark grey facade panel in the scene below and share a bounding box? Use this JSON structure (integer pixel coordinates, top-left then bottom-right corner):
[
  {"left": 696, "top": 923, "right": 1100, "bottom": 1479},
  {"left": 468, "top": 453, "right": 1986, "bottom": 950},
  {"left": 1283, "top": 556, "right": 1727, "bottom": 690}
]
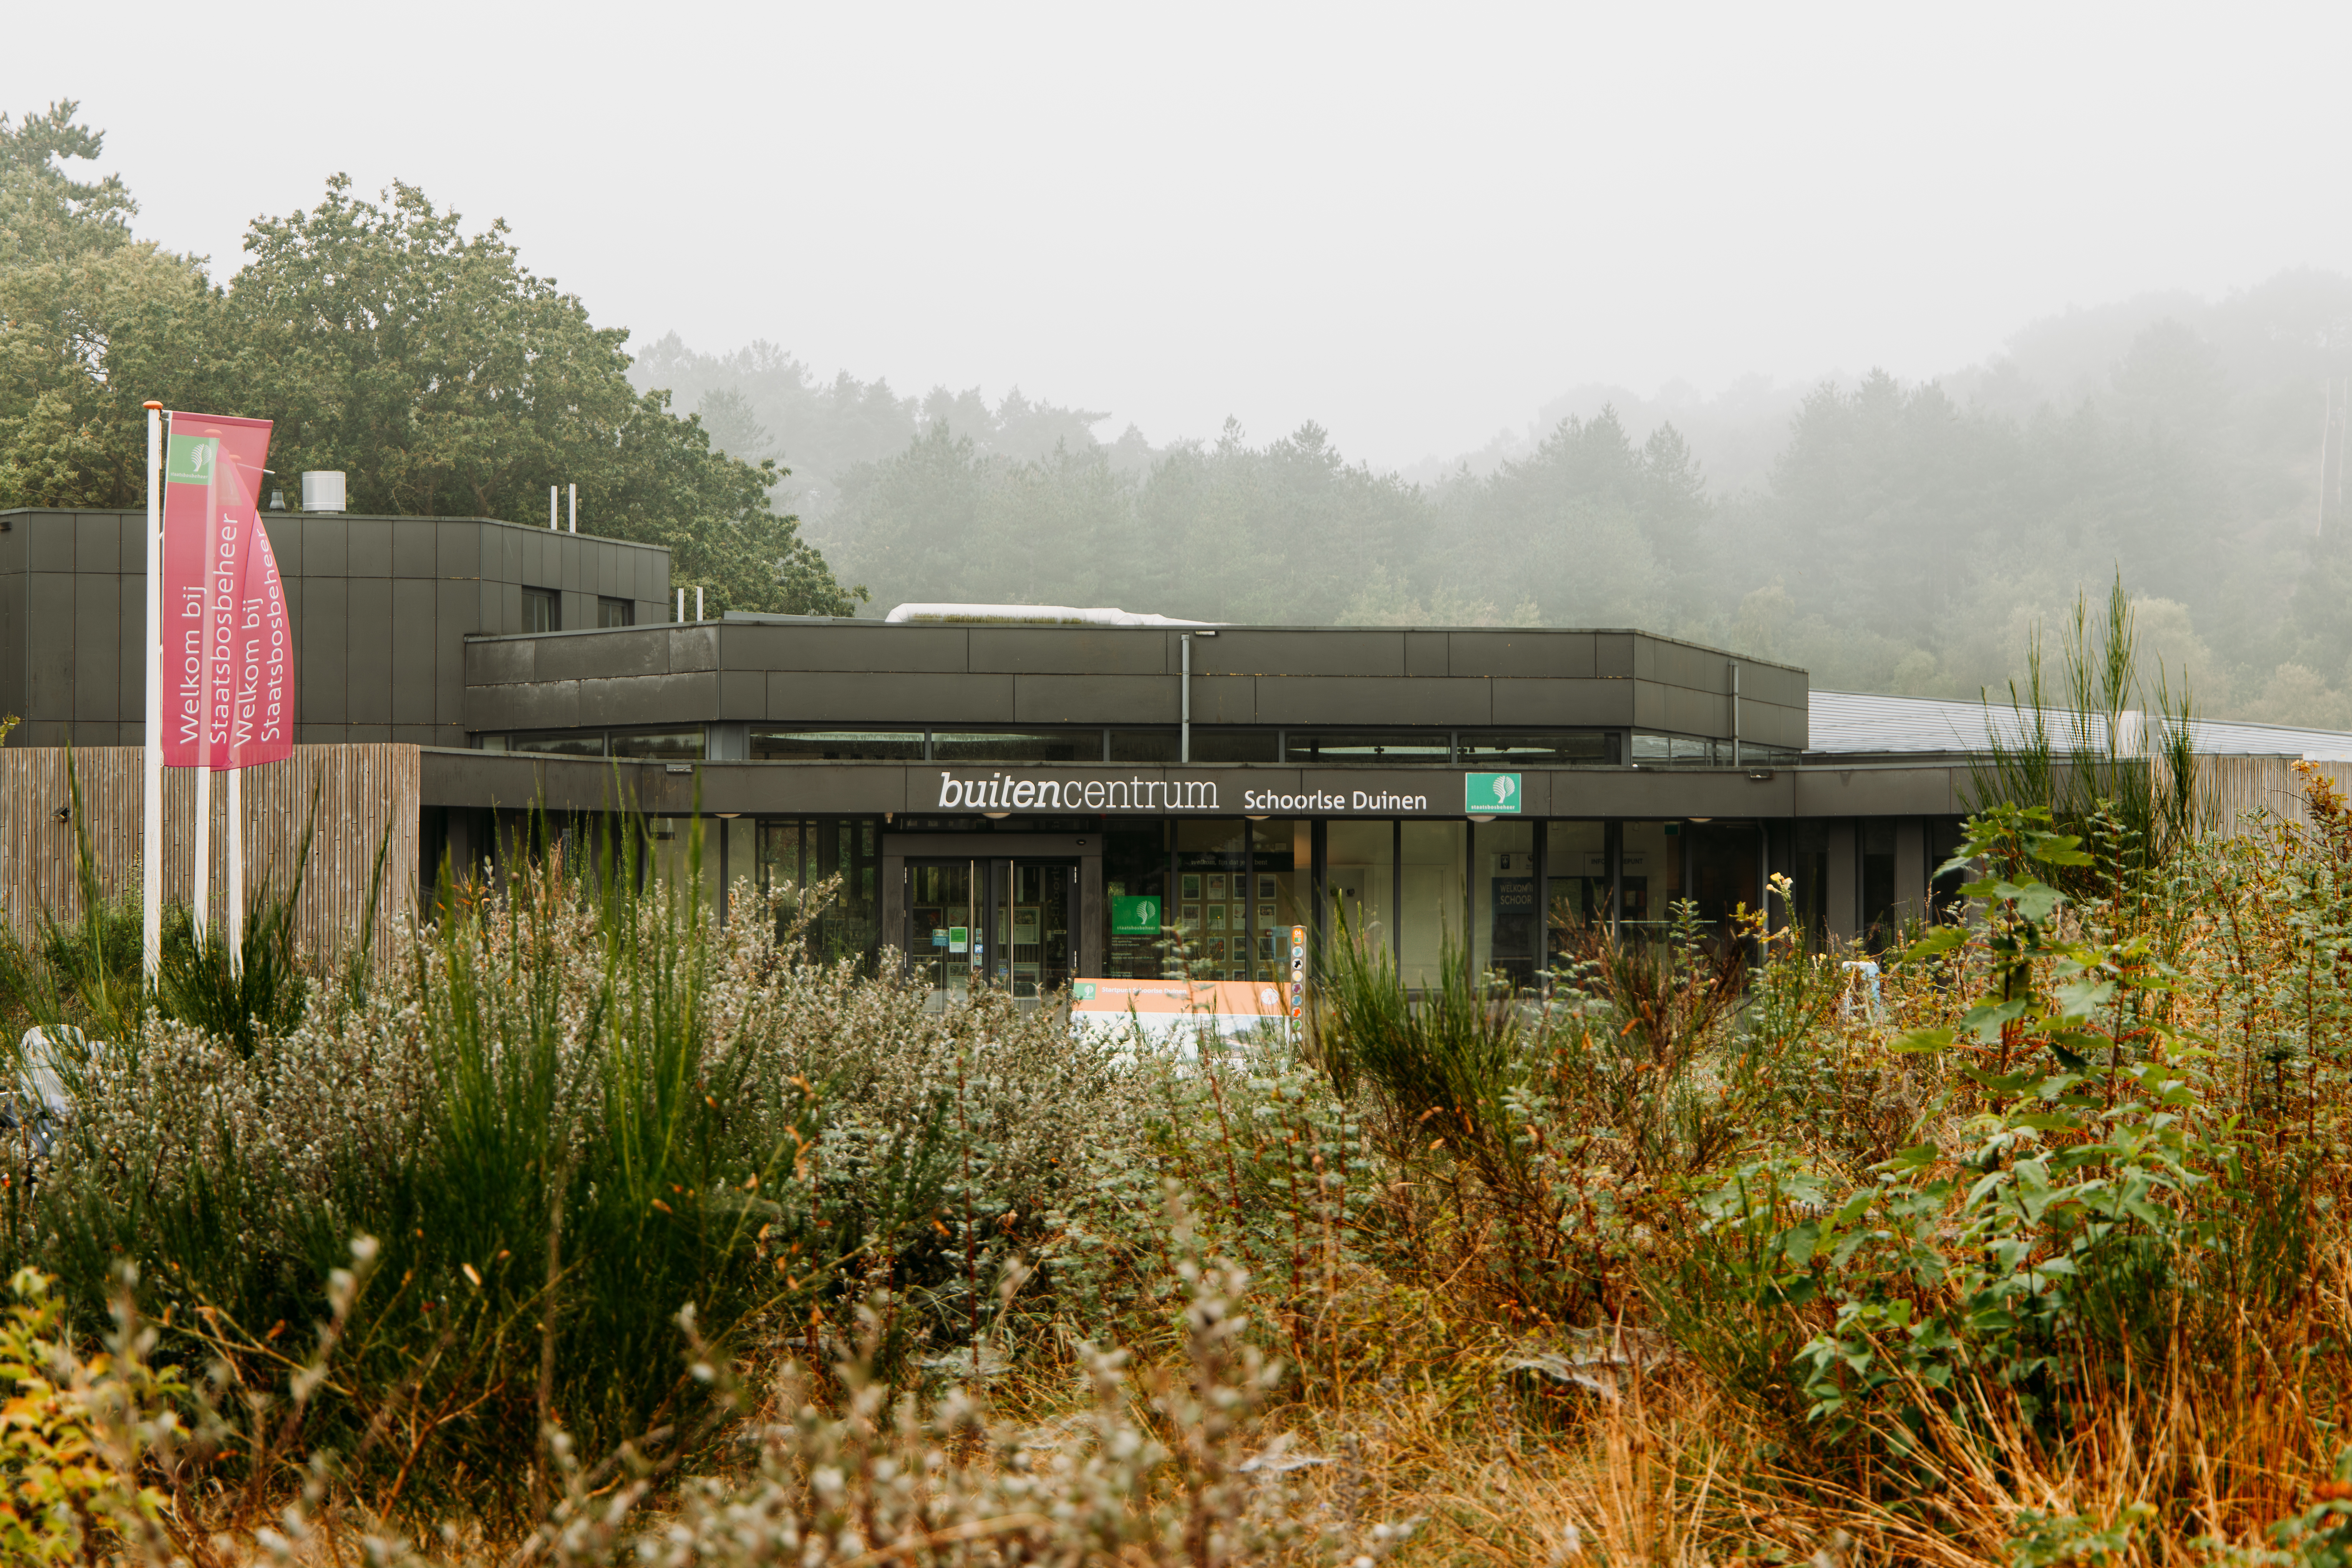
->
[
  {"left": 578, "top": 670, "right": 717, "bottom": 728},
  {"left": 0, "top": 567, "right": 20, "bottom": 719},
  {"left": 532, "top": 626, "right": 668, "bottom": 683},
  {"left": 466, "top": 636, "right": 535, "bottom": 687},
  {"left": 394, "top": 724, "right": 437, "bottom": 746},
  {"left": 116, "top": 512, "right": 145, "bottom": 575},
  {"left": 302, "top": 578, "right": 347, "bottom": 724},
  {"left": 1659, "top": 685, "right": 1723, "bottom": 737},
  {"left": 391, "top": 579, "right": 437, "bottom": 724},
  {"left": 27, "top": 572, "right": 74, "bottom": 718},
  {"left": 393, "top": 520, "right": 435, "bottom": 578},
  {"left": 1596, "top": 633, "right": 1636, "bottom": 679},
  {"left": 433, "top": 579, "right": 472, "bottom": 737},
  {"left": 345, "top": 577, "right": 393, "bottom": 724},
  {"left": 1010, "top": 673, "right": 1179, "bottom": 725},
  {"left": 763, "top": 671, "right": 1016, "bottom": 724},
  {"left": 304, "top": 516, "right": 347, "bottom": 577},
  {"left": 1739, "top": 699, "right": 1808, "bottom": 750},
  {"left": 1195, "top": 628, "right": 1404, "bottom": 678},
  {"left": 25, "top": 519, "right": 70, "bottom": 572},
  {"left": 1792, "top": 766, "right": 1965, "bottom": 816},
  {"left": 347, "top": 519, "right": 393, "bottom": 580},
  {"left": 1252, "top": 675, "right": 1487, "bottom": 727},
  {"left": 717, "top": 670, "right": 765, "bottom": 720},
  {"left": 347, "top": 723, "right": 392, "bottom": 743},
  {"left": 466, "top": 678, "right": 582, "bottom": 731},
  {"left": 1490, "top": 678, "right": 1637, "bottom": 728},
  {"left": 1444, "top": 631, "right": 1598, "bottom": 680},
  {"left": 1742, "top": 662, "right": 1806, "bottom": 710},
  {"left": 73, "top": 572, "right": 119, "bottom": 722},
  {"left": 668, "top": 625, "right": 719, "bottom": 673},
  {"left": 966, "top": 626, "right": 1166, "bottom": 676},
  {"left": 116, "top": 572, "right": 141, "bottom": 724},
  {"left": 721, "top": 622, "right": 969, "bottom": 674},
  {"left": 262, "top": 514, "right": 301, "bottom": 575},
  {"left": 75, "top": 511, "right": 120, "bottom": 573},
  {"left": 1404, "top": 631, "right": 1447, "bottom": 677},
  {"left": 438, "top": 520, "right": 479, "bottom": 580}
]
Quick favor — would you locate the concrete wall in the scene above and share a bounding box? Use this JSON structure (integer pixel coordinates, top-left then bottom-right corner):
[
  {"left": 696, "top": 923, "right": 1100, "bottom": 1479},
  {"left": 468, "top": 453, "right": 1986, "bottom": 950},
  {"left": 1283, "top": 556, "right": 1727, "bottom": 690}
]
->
[{"left": 0, "top": 510, "right": 670, "bottom": 748}]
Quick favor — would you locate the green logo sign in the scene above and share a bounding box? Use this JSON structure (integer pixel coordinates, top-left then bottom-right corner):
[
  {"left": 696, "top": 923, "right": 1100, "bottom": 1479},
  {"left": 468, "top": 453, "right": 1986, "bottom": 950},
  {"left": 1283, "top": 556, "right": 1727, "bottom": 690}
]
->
[
  {"left": 1111, "top": 895, "right": 1161, "bottom": 934},
  {"left": 165, "top": 434, "right": 219, "bottom": 485},
  {"left": 1465, "top": 772, "right": 1522, "bottom": 813},
  {"left": 1073, "top": 981, "right": 1097, "bottom": 1001}
]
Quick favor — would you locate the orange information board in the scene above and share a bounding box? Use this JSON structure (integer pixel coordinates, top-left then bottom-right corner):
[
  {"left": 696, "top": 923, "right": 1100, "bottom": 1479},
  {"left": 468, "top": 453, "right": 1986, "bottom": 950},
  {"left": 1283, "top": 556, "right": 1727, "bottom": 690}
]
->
[{"left": 1068, "top": 977, "right": 1290, "bottom": 1045}]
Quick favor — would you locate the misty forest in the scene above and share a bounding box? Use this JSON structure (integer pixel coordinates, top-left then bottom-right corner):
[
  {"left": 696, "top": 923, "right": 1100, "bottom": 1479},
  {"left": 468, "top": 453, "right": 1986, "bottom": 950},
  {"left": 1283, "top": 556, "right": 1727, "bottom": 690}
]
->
[{"left": 10, "top": 101, "right": 2352, "bottom": 725}]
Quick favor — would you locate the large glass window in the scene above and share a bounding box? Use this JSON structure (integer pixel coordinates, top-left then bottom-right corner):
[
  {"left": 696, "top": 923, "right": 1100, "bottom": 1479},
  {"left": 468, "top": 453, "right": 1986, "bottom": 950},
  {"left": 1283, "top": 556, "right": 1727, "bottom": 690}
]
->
[
  {"left": 759, "top": 817, "right": 880, "bottom": 969},
  {"left": 751, "top": 729, "right": 925, "bottom": 761},
  {"left": 1472, "top": 820, "right": 1538, "bottom": 987},
  {"left": 1545, "top": 820, "right": 1609, "bottom": 971},
  {"left": 507, "top": 731, "right": 604, "bottom": 757},
  {"left": 1324, "top": 821, "right": 1394, "bottom": 960},
  {"left": 522, "top": 587, "right": 560, "bottom": 633},
  {"left": 1617, "top": 822, "right": 1688, "bottom": 934},
  {"left": 1863, "top": 821, "right": 1898, "bottom": 950},
  {"left": 612, "top": 730, "right": 704, "bottom": 761},
  {"left": 1399, "top": 821, "right": 1465, "bottom": 990},
  {"left": 1631, "top": 734, "right": 1724, "bottom": 764},
  {"left": 1687, "top": 822, "right": 1764, "bottom": 935},
  {"left": 1174, "top": 819, "right": 1249, "bottom": 980},
  {"left": 1103, "top": 821, "right": 1170, "bottom": 979},
  {"left": 1458, "top": 732, "right": 1618, "bottom": 767},
  {"left": 1109, "top": 729, "right": 1280, "bottom": 763},
  {"left": 1248, "top": 820, "right": 1312, "bottom": 983},
  {"left": 930, "top": 730, "right": 1100, "bottom": 763},
  {"left": 1285, "top": 732, "right": 1451, "bottom": 765}
]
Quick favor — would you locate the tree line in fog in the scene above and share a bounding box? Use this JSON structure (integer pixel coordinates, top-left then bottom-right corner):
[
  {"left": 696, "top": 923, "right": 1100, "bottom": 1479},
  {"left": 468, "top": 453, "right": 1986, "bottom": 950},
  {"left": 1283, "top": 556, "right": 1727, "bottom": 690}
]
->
[
  {"left": 644, "top": 277, "right": 2352, "bottom": 729},
  {"left": 13, "top": 98, "right": 2352, "bottom": 727}
]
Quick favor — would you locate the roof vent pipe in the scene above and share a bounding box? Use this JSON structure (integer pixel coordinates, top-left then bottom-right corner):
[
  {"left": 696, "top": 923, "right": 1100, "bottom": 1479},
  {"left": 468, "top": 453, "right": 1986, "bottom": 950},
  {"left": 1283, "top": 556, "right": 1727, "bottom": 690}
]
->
[{"left": 299, "top": 471, "right": 345, "bottom": 513}]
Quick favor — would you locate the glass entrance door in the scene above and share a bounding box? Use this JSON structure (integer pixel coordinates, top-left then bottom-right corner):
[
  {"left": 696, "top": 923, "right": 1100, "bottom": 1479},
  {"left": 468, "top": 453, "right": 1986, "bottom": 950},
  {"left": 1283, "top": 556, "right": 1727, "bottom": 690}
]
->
[
  {"left": 907, "top": 861, "right": 978, "bottom": 1003},
  {"left": 905, "top": 858, "right": 1078, "bottom": 1005}
]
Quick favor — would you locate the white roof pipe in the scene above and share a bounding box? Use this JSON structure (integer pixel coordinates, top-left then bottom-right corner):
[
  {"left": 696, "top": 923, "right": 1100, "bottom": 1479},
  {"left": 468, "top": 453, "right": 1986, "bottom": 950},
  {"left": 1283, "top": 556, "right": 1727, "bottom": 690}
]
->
[{"left": 884, "top": 602, "right": 1215, "bottom": 628}]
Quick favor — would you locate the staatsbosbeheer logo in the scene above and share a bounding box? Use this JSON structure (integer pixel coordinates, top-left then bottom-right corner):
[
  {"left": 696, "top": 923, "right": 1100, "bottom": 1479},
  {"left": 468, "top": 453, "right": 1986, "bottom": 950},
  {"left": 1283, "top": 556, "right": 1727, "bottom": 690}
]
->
[{"left": 1465, "top": 772, "right": 1522, "bottom": 813}]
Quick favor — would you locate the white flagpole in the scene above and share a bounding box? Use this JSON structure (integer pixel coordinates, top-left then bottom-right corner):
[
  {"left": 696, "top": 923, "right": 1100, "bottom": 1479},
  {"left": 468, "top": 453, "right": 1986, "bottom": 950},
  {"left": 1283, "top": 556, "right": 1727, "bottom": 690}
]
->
[
  {"left": 227, "top": 767, "right": 242, "bottom": 974},
  {"left": 192, "top": 766, "right": 210, "bottom": 948},
  {"left": 142, "top": 403, "right": 164, "bottom": 984}
]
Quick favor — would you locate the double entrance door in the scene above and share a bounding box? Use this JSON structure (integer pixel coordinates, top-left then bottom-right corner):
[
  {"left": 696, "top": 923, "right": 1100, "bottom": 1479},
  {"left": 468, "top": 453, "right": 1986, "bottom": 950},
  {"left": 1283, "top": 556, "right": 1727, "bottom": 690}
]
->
[{"left": 906, "top": 858, "right": 1077, "bottom": 1005}]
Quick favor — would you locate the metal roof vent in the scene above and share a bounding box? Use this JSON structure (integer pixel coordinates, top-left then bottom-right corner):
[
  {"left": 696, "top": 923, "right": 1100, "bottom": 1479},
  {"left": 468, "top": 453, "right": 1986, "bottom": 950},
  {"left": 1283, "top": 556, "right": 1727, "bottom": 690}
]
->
[{"left": 300, "top": 471, "right": 347, "bottom": 513}]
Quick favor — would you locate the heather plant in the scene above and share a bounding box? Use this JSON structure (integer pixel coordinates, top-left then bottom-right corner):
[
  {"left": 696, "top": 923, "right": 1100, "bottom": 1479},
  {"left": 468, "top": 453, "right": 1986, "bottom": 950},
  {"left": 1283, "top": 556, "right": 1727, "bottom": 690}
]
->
[{"left": 0, "top": 821, "right": 1148, "bottom": 1534}]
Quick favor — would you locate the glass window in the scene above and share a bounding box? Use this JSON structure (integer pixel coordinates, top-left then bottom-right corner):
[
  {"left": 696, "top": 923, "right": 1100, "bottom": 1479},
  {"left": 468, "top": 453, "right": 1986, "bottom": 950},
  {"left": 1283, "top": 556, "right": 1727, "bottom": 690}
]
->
[
  {"left": 1631, "top": 734, "right": 1722, "bottom": 764},
  {"left": 1248, "top": 820, "right": 1312, "bottom": 985},
  {"left": 1174, "top": 819, "right": 1248, "bottom": 980},
  {"left": 751, "top": 729, "right": 925, "bottom": 761},
  {"left": 1457, "top": 731, "right": 1617, "bottom": 767},
  {"left": 760, "top": 817, "right": 881, "bottom": 970},
  {"left": 1618, "top": 822, "right": 1689, "bottom": 933},
  {"left": 1324, "top": 820, "right": 1394, "bottom": 960},
  {"left": 597, "top": 596, "right": 634, "bottom": 628},
  {"left": 477, "top": 734, "right": 509, "bottom": 753},
  {"left": 1545, "top": 821, "right": 1609, "bottom": 970},
  {"left": 1792, "top": 820, "right": 1830, "bottom": 941},
  {"left": 1399, "top": 821, "right": 1465, "bottom": 991},
  {"left": 1688, "top": 822, "right": 1764, "bottom": 935},
  {"left": 930, "top": 730, "right": 1100, "bottom": 763},
  {"left": 1285, "top": 731, "right": 1451, "bottom": 765},
  {"left": 508, "top": 730, "right": 604, "bottom": 758},
  {"left": 1103, "top": 821, "right": 1170, "bottom": 979},
  {"left": 1863, "top": 821, "right": 1897, "bottom": 950},
  {"left": 522, "top": 587, "right": 560, "bottom": 633},
  {"left": 612, "top": 730, "right": 704, "bottom": 761},
  {"left": 1472, "top": 820, "right": 1538, "bottom": 988},
  {"left": 1109, "top": 728, "right": 1279, "bottom": 763}
]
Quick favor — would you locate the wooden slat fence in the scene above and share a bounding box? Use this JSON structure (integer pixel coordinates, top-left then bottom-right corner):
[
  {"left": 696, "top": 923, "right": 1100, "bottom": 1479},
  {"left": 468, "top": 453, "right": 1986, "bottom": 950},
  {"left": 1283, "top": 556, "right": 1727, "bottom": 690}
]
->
[
  {"left": 2193, "top": 756, "right": 2352, "bottom": 839},
  {"left": 0, "top": 745, "right": 418, "bottom": 966}
]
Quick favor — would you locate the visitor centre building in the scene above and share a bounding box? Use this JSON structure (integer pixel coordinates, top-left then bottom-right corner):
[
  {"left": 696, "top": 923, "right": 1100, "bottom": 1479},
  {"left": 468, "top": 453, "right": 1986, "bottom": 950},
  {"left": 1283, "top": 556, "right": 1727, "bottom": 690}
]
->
[{"left": 19, "top": 504, "right": 2336, "bottom": 999}]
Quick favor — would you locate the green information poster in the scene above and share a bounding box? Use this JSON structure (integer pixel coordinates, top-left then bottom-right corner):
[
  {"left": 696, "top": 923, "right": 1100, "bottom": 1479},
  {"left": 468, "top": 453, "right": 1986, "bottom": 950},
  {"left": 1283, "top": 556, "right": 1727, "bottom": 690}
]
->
[{"left": 1111, "top": 895, "right": 1162, "bottom": 933}]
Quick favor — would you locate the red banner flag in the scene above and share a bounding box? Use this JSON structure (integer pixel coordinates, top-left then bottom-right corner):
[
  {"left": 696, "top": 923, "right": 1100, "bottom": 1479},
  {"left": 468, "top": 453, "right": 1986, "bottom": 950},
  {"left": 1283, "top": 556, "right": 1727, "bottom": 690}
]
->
[
  {"left": 228, "top": 521, "right": 293, "bottom": 767},
  {"left": 159, "top": 412, "right": 276, "bottom": 769}
]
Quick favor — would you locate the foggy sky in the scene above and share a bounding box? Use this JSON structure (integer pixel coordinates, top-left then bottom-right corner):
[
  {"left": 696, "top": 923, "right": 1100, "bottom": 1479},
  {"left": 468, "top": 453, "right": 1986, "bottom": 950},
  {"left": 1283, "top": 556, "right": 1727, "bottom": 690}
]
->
[{"left": 10, "top": 1, "right": 2352, "bottom": 467}]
